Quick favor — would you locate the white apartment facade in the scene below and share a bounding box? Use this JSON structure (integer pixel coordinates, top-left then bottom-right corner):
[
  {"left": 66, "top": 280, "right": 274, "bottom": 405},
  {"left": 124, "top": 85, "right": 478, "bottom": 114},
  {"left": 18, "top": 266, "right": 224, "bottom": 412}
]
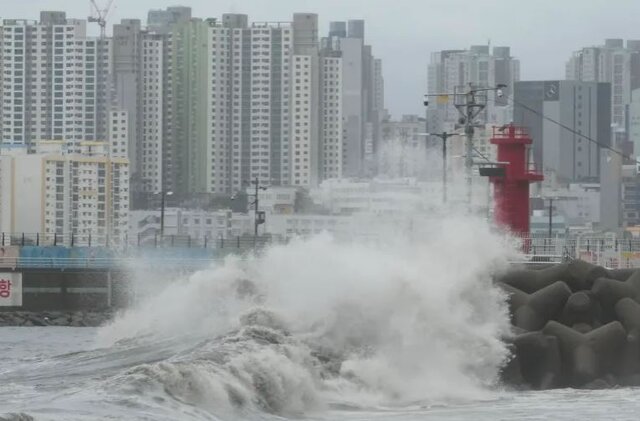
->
[
  {"left": 129, "top": 208, "right": 253, "bottom": 244},
  {"left": 206, "top": 15, "right": 293, "bottom": 194},
  {"left": 322, "top": 21, "right": 384, "bottom": 179},
  {"left": 0, "top": 12, "right": 112, "bottom": 150},
  {"left": 566, "top": 39, "right": 640, "bottom": 129},
  {"left": 0, "top": 141, "right": 129, "bottom": 245},
  {"left": 427, "top": 46, "right": 520, "bottom": 134},
  {"left": 321, "top": 54, "right": 343, "bottom": 179},
  {"left": 140, "top": 33, "right": 165, "bottom": 193},
  {"left": 108, "top": 109, "right": 128, "bottom": 159},
  {"left": 112, "top": 17, "right": 176, "bottom": 195}
]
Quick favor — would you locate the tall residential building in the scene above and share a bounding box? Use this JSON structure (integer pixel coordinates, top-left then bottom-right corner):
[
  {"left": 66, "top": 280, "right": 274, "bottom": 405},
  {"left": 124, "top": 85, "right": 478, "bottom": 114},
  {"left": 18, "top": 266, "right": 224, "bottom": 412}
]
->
[
  {"left": 114, "top": 11, "right": 351, "bottom": 197},
  {"left": 566, "top": 39, "right": 640, "bottom": 131},
  {"left": 320, "top": 51, "right": 343, "bottom": 180},
  {"left": 291, "top": 13, "right": 343, "bottom": 185},
  {"left": 203, "top": 15, "right": 294, "bottom": 194},
  {"left": 322, "top": 20, "right": 384, "bottom": 178},
  {"left": 628, "top": 88, "right": 640, "bottom": 161},
  {"left": 167, "top": 13, "right": 344, "bottom": 195},
  {"left": 147, "top": 6, "right": 192, "bottom": 34},
  {"left": 167, "top": 16, "right": 208, "bottom": 194},
  {"left": 112, "top": 14, "right": 183, "bottom": 196},
  {"left": 621, "top": 165, "right": 640, "bottom": 228},
  {"left": 108, "top": 109, "right": 128, "bottom": 159},
  {"left": 0, "top": 141, "right": 129, "bottom": 245},
  {"left": 426, "top": 45, "right": 520, "bottom": 134},
  {"left": 513, "top": 80, "right": 611, "bottom": 183},
  {"left": 0, "top": 11, "right": 112, "bottom": 149}
]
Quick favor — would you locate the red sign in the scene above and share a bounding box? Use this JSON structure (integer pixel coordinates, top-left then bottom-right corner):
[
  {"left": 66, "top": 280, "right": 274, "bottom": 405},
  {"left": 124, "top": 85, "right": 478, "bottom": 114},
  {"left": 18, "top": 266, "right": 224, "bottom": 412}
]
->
[
  {"left": 0, "top": 278, "right": 11, "bottom": 298},
  {"left": 0, "top": 273, "right": 21, "bottom": 306}
]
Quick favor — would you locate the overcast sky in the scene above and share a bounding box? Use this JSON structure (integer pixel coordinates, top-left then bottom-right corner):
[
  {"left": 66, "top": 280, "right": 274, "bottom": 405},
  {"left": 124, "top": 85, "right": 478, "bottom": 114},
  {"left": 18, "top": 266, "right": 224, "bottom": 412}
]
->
[{"left": 5, "top": 0, "right": 640, "bottom": 116}]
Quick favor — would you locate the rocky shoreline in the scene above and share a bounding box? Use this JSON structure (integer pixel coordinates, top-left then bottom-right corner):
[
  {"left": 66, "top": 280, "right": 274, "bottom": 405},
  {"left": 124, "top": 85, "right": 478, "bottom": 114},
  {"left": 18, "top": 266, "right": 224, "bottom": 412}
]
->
[{"left": 0, "top": 310, "right": 115, "bottom": 327}]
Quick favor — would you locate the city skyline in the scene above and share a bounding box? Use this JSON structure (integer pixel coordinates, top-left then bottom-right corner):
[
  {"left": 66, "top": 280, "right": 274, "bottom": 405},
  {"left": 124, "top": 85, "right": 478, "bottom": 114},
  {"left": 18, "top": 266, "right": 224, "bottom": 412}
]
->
[{"left": 5, "top": 0, "right": 640, "bottom": 116}]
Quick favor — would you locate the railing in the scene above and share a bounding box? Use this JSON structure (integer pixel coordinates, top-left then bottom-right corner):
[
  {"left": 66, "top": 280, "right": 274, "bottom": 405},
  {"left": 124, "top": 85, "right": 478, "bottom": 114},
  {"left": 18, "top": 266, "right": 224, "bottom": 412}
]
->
[
  {"left": 0, "top": 232, "right": 275, "bottom": 250},
  {"left": 134, "top": 233, "right": 274, "bottom": 250},
  {"left": 515, "top": 236, "right": 640, "bottom": 269},
  {"left": 0, "top": 232, "right": 123, "bottom": 248},
  {"left": 4, "top": 233, "right": 640, "bottom": 270},
  {"left": 0, "top": 256, "right": 227, "bottom": 270}
]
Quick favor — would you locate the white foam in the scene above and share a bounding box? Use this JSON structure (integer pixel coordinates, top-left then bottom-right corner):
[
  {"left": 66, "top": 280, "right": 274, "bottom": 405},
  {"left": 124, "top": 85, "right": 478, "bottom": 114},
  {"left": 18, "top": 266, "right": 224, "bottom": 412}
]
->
[{"left": 97, "top": 212, "right": 517, "bottom": 413}]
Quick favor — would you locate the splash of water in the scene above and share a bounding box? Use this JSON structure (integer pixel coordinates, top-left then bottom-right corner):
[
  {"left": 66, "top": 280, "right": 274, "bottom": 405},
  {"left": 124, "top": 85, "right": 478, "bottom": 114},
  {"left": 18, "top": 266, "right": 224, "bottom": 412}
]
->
[{"left": 97, "top": 214, "right": 517, "bottom": 416}]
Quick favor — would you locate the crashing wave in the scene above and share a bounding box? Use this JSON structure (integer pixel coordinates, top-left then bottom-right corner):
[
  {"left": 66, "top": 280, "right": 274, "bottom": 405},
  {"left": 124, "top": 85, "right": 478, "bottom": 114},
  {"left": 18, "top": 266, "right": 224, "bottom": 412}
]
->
[{"left": 97, "top": 217, "right": 516, "bottom": 418}]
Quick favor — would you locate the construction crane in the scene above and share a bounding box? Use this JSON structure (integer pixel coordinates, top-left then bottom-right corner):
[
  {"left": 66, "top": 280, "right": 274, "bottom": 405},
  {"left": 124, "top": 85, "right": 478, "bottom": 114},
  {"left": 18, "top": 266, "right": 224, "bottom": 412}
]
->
[{"left": 88, "top": 0, "right": 115, "bottom": 39}]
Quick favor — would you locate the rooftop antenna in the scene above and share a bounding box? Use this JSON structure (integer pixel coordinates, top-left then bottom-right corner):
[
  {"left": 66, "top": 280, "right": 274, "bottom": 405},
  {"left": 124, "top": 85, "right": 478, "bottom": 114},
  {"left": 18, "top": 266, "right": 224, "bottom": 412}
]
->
[{"left": 88, "top": 0, "right": 115, "bottom": 38}]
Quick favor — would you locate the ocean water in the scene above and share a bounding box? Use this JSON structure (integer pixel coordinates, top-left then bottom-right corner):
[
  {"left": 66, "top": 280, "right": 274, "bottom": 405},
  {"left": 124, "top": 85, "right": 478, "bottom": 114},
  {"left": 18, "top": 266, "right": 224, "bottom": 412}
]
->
[{"left": 2, "top": 217, "right": 640, "bottom": 420}]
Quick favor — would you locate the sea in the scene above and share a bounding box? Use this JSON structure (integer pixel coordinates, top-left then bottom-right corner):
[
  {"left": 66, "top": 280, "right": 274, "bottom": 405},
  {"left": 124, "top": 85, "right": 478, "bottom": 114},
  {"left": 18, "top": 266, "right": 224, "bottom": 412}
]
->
[{"left": 1, "top": 218, "right": 640, "bottom": 420}]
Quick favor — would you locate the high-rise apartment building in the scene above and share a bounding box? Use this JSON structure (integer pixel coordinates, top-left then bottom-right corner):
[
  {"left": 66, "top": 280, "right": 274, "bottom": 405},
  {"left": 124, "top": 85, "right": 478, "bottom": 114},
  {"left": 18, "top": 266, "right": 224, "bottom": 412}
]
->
[
  {"left": 627, "top": 88, "right": 640, "bottom": 162},
  {"left": 513, "top": 80, "right": 611, "bottom": 183},
  {"left": 165, "top": 13, "right": 345, "bottom": 195},
  {"left": 0, "top": 141, "right": 129, "bottom": 245},
  {"left": 320, "top": 52, "right": 343, "bottom": 180},
  {"left": 322, "top": 20, "right": 384, "bottom": 178},
  {"left": 207, "top": 15, "right": 298, "bottom": 193},
  {"left": 112, "top": 11, "right": 367, "bottom": 197},
  {"left": 112, "top": 12, "right": 185, "bottom": 196},
  {"left": 566, "top": 39, "right": 640, "bottom": 131},
  {"left": 147, "top": 6, "right": 192, "bottom": 34},
  {"left": 0, "top": 12, "right": 112, "bottom": 149},
  {"left": 108, "top": 109, "right": 128, "bottom": 159},
  {"left": 426, "top": 45, "right": 519, "bottom": 134}
]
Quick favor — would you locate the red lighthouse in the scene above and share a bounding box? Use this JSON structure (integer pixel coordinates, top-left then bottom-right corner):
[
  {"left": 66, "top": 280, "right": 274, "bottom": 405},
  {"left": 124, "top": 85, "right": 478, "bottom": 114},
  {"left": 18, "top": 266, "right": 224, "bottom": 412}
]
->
[{"left": 488, "top": 125, "right": 543, "bottom": 236}]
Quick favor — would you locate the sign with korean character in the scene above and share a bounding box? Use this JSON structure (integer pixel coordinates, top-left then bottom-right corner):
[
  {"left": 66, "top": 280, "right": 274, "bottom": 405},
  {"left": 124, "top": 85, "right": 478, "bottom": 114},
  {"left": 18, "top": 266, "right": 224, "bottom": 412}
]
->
[{"left": 0, "top": 273, "right": 22, "bottom": 307}]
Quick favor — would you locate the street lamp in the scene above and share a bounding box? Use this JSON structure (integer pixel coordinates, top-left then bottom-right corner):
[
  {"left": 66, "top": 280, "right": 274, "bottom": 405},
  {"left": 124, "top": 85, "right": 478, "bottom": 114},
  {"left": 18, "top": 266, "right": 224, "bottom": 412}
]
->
[
  {"left": 418, "top": 131, "right": 464, "bottom": 203},
  {"left": 155, "top": 190, "right": 173, "bottom": 238}
]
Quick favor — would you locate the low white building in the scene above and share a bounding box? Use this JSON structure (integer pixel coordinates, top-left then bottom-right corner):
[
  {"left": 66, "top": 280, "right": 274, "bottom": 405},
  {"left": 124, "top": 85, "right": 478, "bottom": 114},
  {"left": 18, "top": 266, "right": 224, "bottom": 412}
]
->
[
  {"left": 247, "top": 186, "right": 297, "bottom": 215},
  {"left": 536, "top": 183, "right": 601, "bottom": 227},
  {"left": 310, "top": 177, "right": 491, "bottom": 216},
  {"left": 129, "top": 208, "right": 253, "bottom": 245},
  {"left": 0, "top": 141, "right": 129, "bottom": 245}
]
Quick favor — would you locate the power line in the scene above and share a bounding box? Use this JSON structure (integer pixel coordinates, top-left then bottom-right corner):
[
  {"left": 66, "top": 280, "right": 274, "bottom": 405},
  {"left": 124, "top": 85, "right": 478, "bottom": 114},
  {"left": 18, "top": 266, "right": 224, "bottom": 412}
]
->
[
  {"left": 472, "top": 146, "right": 492, "bottom": 163},
  {"left": 504, "top": 96, "right": 637, "bottom": 165}
]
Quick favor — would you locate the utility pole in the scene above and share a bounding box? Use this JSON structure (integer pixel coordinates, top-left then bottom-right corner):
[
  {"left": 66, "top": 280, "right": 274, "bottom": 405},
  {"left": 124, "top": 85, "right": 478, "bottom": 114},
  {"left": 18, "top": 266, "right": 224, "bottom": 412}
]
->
[
  {"left": 157, "top": 190, "right": 173, "bottom": 239},
  {"left": 548, "top": 197, "right": 553, "bottom": 239},
  {"left": 423, "top": 83, "right": 506, "bottom": 209},
  {"left": 418, "top": 131, "right": 463, "bottom": 203},
  {"left": 247, "top": 177, "right": 267, "bottom": 245}
]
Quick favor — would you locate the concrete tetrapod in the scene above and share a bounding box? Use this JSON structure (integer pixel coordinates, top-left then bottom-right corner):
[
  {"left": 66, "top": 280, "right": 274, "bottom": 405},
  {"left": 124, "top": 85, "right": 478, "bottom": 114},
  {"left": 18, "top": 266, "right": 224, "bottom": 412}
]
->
[
  {"left": 559, "top": 291, "right": 602, "bottom": 333},
  {"left": 608, "top": 268, "right": 639, "bottom": 282},
  {"left": 591, "top": 277, "right": 640, "bottom": 322},
  {"left": 500, "top": 281, "right": 571, "bottom": 331},
  {"left": 614, "top": 297, "right": 640, "bottom": 379},
  {"left": 499, "top": 260, "right": 609, "bottom": 294},
  {"left": 510, "top": 331, "right": 562, "bottom": 389},
  {"left": 542, "top": 320, "right": 626, "bottom": 387}
]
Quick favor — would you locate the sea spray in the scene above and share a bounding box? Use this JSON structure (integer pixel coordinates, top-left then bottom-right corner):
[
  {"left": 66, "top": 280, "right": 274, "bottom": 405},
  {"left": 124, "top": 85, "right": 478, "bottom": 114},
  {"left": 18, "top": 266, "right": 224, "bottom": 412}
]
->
[{"left": 97, "top": 214, "right": 518, "bottom": 416}]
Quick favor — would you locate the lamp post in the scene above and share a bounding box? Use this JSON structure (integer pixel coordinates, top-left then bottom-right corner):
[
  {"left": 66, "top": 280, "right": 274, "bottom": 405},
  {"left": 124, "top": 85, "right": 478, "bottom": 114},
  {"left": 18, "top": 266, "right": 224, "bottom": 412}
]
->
[
  {"left": 418, "top": 131, "right": 463, "bottom": 203},
  {"left": 156, "top": 190, "right": 173, "bottom": 239}
]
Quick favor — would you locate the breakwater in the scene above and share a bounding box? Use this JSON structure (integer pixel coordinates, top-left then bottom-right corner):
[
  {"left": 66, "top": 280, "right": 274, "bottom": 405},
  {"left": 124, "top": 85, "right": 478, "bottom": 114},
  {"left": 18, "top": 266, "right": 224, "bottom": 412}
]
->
[{"left": 499, "top": 260, "right": 640, "bottom": 389}]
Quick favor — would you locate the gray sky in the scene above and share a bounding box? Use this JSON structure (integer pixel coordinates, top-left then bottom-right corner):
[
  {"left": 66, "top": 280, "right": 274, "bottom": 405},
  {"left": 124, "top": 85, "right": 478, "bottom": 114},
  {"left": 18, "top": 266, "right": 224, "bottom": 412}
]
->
[{"left": 6, "top": 0, "right": 640, "bottom": 116}]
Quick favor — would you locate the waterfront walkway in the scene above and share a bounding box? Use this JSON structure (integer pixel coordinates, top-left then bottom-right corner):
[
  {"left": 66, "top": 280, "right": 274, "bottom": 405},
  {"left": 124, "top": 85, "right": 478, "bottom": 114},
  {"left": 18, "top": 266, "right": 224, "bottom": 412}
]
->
[{"left": 3, "top": 234, "right": 640, "bottom": 270}]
